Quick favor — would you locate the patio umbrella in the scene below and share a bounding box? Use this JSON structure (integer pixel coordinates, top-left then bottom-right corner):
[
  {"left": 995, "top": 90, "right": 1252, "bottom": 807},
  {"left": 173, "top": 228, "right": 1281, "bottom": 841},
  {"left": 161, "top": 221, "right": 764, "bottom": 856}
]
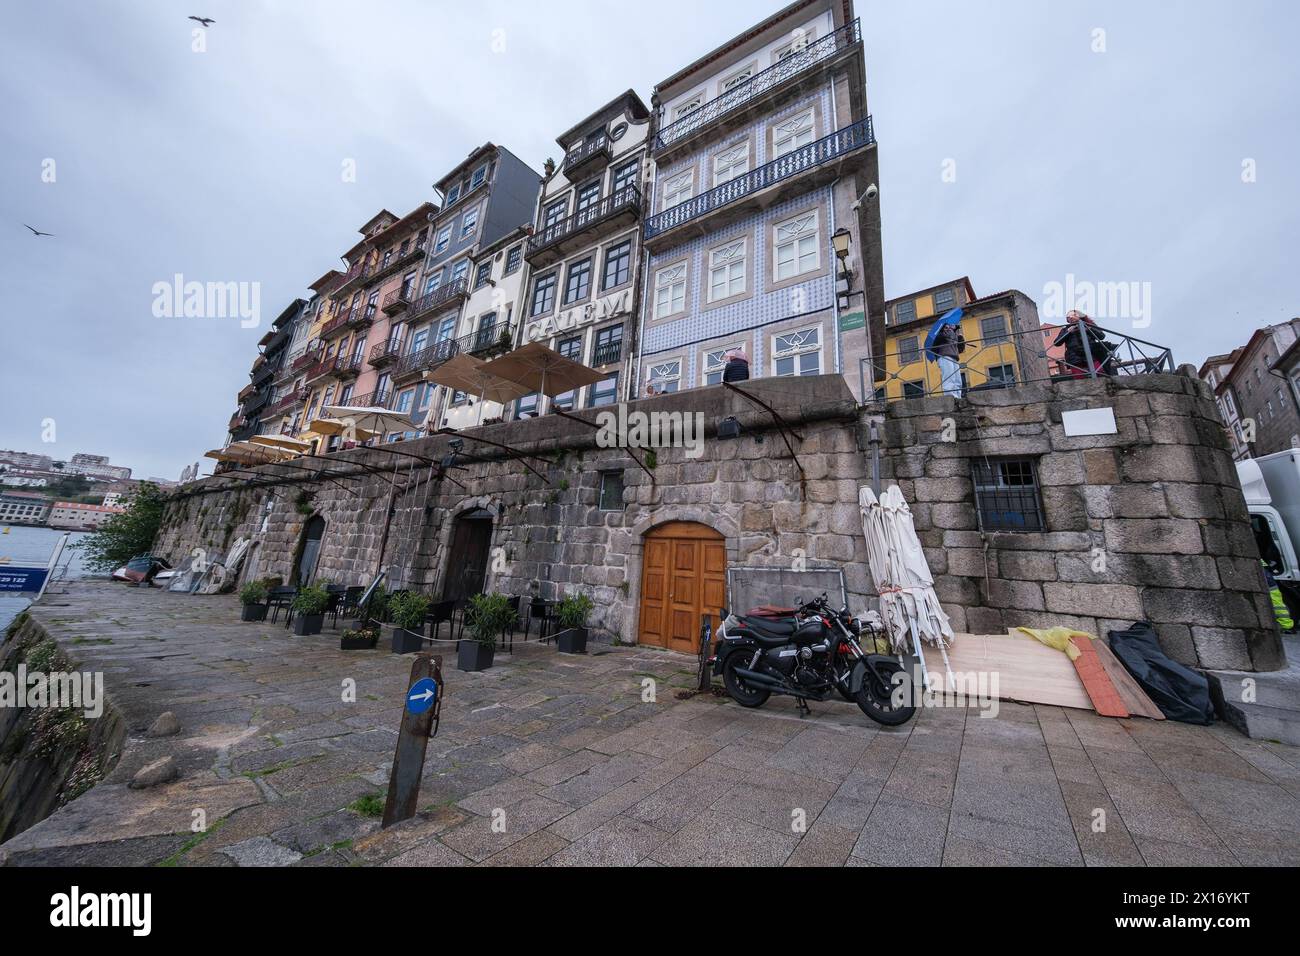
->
[
  {"left": 425, "top": 353, "right": 532, "bottom": 426},
  {"left": 859, "top": 484, "right": 955, "bottom": 691},
  {"left": 205, "top": 441, "right": 296, "bottom": 466},
  {"left": 480, "top": 341, "right": 607, "bottom": 406},
  {"left": 321, "top": 404, "right": 417, "bottom": 442},
  {"left": 923, "top": 308, "right": 963, "bottom": 361},
  {"left": 249, "top": 434, "right": 313, "bottom": 454},
  {"left": 307, "top": 417, "right": 379, "bottom": 444}
]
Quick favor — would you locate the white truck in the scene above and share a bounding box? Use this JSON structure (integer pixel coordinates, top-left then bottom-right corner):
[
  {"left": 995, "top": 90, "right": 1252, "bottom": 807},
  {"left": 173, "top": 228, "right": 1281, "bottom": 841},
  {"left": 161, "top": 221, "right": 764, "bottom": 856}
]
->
[{"left": 1236, "top": 450, "right": 1300, "bottom": 597}]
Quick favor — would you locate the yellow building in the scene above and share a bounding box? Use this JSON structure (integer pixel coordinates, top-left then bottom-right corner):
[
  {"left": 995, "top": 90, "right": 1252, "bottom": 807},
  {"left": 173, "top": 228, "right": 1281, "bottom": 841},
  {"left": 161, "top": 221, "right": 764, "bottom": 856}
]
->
[{"left": 877, "top": 278, "right": 1046, "bottom": 401}]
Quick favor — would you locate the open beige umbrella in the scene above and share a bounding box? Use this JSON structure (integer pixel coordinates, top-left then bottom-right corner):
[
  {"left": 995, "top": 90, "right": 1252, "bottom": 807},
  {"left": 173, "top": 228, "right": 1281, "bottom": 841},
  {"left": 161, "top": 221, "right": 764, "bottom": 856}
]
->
[
  {"left": 249, "top": 434, "right": 313, "bottom": 454},
  {"left": 321, "top": 405, "right": 416, "bottom": 441},
  {"left": 426, "top": 353, "right": 532, "bottom": 426},
  {"left": 205, "top": 441, "right": 296, "bottom": 466},
  {"left": 480, "top": 341, "right": 607, "bottom": 409},
  {"left": 306, "top": 417, "right": 379, "bottom": 444}
]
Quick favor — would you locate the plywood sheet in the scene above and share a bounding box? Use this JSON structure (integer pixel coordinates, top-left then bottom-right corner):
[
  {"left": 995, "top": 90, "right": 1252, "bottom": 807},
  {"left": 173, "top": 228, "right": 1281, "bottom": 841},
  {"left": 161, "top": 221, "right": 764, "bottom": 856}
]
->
[
  {"left": 921, "top": 632, "right": 1093, "bottom": 710},
  {"left": 1093, "top": 638, "right": 1165, "bottom": 720},
  {"left": 1069, "top": 635, "right": 1130, "bottom": 718}
]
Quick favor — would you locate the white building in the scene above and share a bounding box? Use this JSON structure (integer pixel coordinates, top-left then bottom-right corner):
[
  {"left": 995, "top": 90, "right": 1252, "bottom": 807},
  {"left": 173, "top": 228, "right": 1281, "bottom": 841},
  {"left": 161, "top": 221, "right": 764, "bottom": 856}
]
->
[{"left": 0, "top": 492, "right": 51, "bottom": 526}]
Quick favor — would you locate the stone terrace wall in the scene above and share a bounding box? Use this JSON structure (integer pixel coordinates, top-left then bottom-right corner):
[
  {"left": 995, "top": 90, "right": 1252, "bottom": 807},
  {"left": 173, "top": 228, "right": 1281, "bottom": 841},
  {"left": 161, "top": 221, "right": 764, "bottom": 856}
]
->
[
  {"left": 156, "top": 373, "right": 1284, "bottom": 671},
  {"left": 876, "top": 373, "right": 1284, "bottom": 671}
]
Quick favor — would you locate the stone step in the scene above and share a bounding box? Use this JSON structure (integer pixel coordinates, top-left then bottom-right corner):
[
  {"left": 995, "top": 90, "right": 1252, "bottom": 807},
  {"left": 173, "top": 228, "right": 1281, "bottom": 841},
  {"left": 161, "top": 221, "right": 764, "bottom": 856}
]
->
[{"left": 1207, "top": 635, "right": 1300, "bottom": 745}]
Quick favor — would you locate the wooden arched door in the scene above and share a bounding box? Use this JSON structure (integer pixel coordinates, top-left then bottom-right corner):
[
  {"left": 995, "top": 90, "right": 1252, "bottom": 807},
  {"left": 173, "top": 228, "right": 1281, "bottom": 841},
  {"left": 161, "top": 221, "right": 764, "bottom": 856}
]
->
[{"left": 639, "top": 521, "right": 726, "bottom": 654}]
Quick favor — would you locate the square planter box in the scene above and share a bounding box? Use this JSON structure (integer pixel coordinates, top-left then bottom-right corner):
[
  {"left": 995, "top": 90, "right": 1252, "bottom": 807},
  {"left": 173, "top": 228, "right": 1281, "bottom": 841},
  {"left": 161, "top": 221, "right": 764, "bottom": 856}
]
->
[
  {"left": 340, "top": 631, "right": 379, "bottom": 650},
  {"left": 555, "top": 626, "right": 588, "bottom": 655},
  {"left": 241, "top": 604, "right": 268, "bottom": 622},
  {"left": 457, "top": 640, "right": 495, "bottom": 672},
  {"left": 390, "top": 624, "right": 425, "bottom": 654},
  {"left": 293, "top": 613, "right": 324, "bottom": 636}
]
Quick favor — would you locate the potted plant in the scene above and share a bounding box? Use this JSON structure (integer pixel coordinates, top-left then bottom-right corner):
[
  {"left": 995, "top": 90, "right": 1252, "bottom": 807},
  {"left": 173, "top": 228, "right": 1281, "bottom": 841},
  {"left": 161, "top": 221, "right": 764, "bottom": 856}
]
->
[
  {"left": 388, "top": 592, "right": 430, "bottom": 654},
  {"left": 340, "top": 625, "right": 379, "bottom": 650},
  {"left": 359, "top": 583, "right": 389, "bottom": 625},
  {"left": 239, "top": 580, "right": 269, "bottom": 621},
  {"left": 458, "top": 593, "right": 514, "bottom": 672},
  {"left": 292, "top": 583, "right": 330, "bottom": 635},
  {"left": 553, "top": 592, "right": 595, "bottom": 654}
]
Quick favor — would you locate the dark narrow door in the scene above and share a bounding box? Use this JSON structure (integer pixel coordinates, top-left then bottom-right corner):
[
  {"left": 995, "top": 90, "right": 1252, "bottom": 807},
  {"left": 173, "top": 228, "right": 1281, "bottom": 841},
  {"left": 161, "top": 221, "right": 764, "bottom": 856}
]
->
[
  {"left": 295, "top": 515, "right": 325, "bottom": 585},
  {"left": 442, "top": 510, "right": 493, "bottom": 601}
]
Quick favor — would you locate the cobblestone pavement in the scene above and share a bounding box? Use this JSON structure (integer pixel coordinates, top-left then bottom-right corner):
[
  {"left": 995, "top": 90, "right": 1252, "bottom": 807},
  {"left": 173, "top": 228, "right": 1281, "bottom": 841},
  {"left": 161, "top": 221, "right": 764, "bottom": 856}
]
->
[{"left": 3, "top": 582, "right": 1299, "bottom": 866}]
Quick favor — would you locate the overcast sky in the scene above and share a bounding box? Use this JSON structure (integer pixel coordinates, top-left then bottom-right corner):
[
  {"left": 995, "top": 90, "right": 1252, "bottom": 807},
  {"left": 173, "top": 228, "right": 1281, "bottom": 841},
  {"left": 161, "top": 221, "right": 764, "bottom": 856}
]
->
[{"left": 3, "top": 0, "right": 1297, "bottom": 480}]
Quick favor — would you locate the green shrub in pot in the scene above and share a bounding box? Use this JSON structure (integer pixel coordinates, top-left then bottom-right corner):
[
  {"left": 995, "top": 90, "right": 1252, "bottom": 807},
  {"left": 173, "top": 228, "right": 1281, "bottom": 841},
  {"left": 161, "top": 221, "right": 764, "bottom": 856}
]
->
[{"left": 239, "top": 580, "right": 269, "bottom": 606}]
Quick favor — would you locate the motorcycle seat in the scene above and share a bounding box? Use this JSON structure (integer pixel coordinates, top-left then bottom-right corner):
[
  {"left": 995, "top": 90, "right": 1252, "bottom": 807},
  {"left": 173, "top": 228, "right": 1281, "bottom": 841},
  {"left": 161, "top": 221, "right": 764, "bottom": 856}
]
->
[{"left": 737, "top": 615, "right": 794, "bottom": 636}]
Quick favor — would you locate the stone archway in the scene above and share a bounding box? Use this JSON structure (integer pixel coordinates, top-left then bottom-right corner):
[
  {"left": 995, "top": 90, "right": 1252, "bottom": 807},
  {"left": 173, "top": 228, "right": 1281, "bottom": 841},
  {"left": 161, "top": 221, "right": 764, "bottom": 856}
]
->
[{"left": 636, "top": 520, "right": 727, "bottom": 654}]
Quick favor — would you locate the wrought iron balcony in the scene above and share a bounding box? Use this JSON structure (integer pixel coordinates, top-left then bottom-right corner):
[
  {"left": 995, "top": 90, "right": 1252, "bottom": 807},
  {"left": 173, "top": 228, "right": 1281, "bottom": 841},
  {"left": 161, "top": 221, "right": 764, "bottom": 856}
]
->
[
  {"left": 268, "top": 387, "right": 309, "bottom": 415},
  {"left": 349, "top": 305, "right": 376, "bottom": 330},
  {"left": 369, "top": 340, "right": 404, "bottom": 369},
  {"left": 251, "top": 358, "right": 275, "bottom": 385},
  {"left": 526, "top": 185, "right": 641, "bottom": 267},
  {"left": 288, "top": 344, "right": 322, "bottom": 373},
  {"left": 243, "top": 389, "right": 270, "bottom": 415},
  {"left": 409, "top": 276, "right": 470, "bottom": 320},
  {"left": 333, "top": 353, "right": 363, "bottom": 379},
  {"left": 319, "top": 310, "right": 352, "bottom": 339},
  {"left": 563, "top": 133, "right": 611, "bottom": 179},
  {"left": 653, "top": 18, "right": 862, "bottom": 156},
  {"left": 382, "top": 288, "right": 414, "bottom": 315},
  {"left": 592, "top": 339, "right": 623, "bottom": 367},
  {"left": 304, "top": 358, "right": 335, "bottom": 384},
  {"left": 349, "top": 389, "right": 392, "bottom": 410},
  {"left": 237, "top": 383, "right": 257, "bottom": 402},
  {"left": 644, "top": 116, "right": 875, "bottom": 245}
]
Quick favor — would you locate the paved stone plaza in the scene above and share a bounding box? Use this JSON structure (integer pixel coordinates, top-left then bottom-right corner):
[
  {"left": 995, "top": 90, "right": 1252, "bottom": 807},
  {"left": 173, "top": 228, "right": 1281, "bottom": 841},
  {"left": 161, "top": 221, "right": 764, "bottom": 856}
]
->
[{"left": 2, "top": 582, "right": 1299, "bottom": 867}]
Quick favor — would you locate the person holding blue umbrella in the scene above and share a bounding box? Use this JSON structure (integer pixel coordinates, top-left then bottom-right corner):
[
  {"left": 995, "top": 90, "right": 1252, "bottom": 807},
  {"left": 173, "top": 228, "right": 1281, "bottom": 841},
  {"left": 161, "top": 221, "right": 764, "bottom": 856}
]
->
[{"left": 925, "top": 308, "right": 966, "bottom": 397}]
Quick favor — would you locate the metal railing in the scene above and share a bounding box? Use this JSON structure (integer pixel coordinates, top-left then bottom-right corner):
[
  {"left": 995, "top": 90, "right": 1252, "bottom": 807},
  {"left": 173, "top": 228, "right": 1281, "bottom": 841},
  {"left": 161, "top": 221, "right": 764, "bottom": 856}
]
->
[
  {"left": 563, "top": 133, "right": 610, "bottom": 173},
  {"left": 268, "top": 387, "right": 309, "bottom": 415},
  {"left": 527, "top": 185, "right": 641, "bottom": 259},
  {"left": 654, "top": 18, "right": 861, "bottom": 152},
  {"left": 349, "top": 389, "right": 392, "bottom": 410},
  {"left": 409, "top": 276, "right": 470, "bottom": 319},
  {"left": 592, "top": 339, "right": 623, "bottom": 366},
  {"left": 644, "top": 116, "right": 874, "bottom": 240},
  {"left": 860, "top": 322, "right": 1174, "bottom": 402}
]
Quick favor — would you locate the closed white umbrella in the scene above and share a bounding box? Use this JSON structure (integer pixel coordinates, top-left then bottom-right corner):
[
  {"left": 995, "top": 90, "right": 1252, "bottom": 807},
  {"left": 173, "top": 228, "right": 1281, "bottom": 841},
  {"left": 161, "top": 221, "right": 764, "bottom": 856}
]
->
[{"left": 859, "top": 484, "right": 955, "bottom": 690}]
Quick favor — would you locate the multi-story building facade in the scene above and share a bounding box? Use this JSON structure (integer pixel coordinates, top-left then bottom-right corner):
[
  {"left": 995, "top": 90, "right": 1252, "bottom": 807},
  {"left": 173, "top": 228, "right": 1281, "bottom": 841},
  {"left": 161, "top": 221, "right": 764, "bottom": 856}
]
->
[
  {"left": 636, "top": 0, "right": 883, "bottom": 401},
  {"left": 1199, "top": 350, "right": 1249, "bottom": 458},
  {"left": 48, "top": 500, "right": 125, "bottom": 530},
  {"left": 227, "top": 301, "right": 301, "bottom": 443},
  {"left": 63, "top": 454, "right": 132, "bottom": 482},
  {"left": 0, "top": 451, "right": 53, "bottom": 472},
  {"left": 389, "top": 145, "right": 542, "bottom": 437},
  {"left": 0, "top": 491, "right": 51, "bottom": 526},
  {"left": 879, "top": 279, "right": 1046, "bottom": 400},
  {"left": 1207, "top": 321, "right": 1300, "bottom": 460},
  {"left": 518, "top": 90, "right": 652, "bottom": 414}
]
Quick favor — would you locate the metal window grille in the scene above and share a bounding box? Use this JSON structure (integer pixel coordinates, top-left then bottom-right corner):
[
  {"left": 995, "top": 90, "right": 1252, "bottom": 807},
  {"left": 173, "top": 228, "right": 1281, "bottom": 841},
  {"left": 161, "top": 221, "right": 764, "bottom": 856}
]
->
[{"left": 972, "top": 458, "right": 1045, "bottom": 532}]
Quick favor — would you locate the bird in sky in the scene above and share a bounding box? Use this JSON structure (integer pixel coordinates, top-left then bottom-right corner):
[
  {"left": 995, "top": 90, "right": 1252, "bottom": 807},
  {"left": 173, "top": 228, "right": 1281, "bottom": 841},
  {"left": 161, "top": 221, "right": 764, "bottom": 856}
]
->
[
  {"left": 23, "top": 224, "right": 55, "bottom": 237},
  {"left": 188, "top": 16, "right": 215, "bottom": 27}
]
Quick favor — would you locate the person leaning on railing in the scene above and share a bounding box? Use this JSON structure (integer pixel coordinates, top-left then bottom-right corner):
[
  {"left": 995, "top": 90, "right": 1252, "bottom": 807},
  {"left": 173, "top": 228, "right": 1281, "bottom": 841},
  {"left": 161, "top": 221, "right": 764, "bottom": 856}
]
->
[
  {"left": 932, "top": 322, "right": 965, "bottom": 397},
  {"left": 1054, "top": 310, "right": 1115, "bottom": 378}
]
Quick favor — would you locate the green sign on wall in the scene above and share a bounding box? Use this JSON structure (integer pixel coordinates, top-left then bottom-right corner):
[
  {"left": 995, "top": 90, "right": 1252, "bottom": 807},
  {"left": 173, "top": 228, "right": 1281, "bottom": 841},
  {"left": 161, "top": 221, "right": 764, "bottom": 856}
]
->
[{"left": 838, "top": 310, "right": 865, "bottom": 332}]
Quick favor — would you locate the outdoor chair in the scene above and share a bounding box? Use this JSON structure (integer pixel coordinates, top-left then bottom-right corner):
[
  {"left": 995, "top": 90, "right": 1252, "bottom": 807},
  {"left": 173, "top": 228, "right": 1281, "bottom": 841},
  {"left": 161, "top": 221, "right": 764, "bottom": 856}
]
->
[
  {"left": 267, "top": 586, "right": 297, "bottom": 624},
  {"left": 325, "top": 586, "right": 347, "bottom": 627},
  {"left": 426, "top": 599, "right": 456, "bottom": 643},
  {"left": 503, "top": 596, "right": 521, "bottom": 652},
  {"left": 527, "top": 597, "right": 553, "bottom": 645},
  {"left": 339, "top": 586, "right": 365, "bottom": 621}
]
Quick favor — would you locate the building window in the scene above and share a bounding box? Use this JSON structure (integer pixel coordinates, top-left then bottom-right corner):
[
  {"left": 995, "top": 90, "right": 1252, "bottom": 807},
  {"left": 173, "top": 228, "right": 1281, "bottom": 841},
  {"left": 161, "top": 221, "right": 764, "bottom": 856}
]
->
[
  {"left": 460, "top": 206, "right": 479, "bottom": 239},
  {"left": 434, "top": 225, "right": 451, "bottom": 254},
  {"left": 903, "top": 380, "right": 925, "bottom": 399},
  {"left": 773, "top": 109, "right": 815, "bottom": 157},
  {"left": 773, "top": 211, "right": 820, "bottom": 281},
  {"left": 713, "top": 142, "right": 749, "bottom": 185},
  {"left": 603, "top": 239, "right": 631, "bottom": 290},
  {"left": 646, "top": 359, "right": 681, "bottom": 394},
  {"left": 576, "top": 181, "right": 601, "bottom": 221},
  {"left": 366, "top": 290, "right": 379, "bottom": 316},
  {"left": 395, "top": 389, "right": 415, "bottom": 414},
  {"left": 772, "top": 325, "right": 822, "bottom": 377},
  {"left": 895, "top": 300, "right": 916, "bottom": 324},
  {"left": 401, "top": 270, "right": 417, "bottom": 297},
  {"left": 470, "top": 163, "right": 488, "bottom": 189},
  {"left": 450, "top": 259, "right": 469, "bottom": 285},
  {"left": 703, "top": 344, "right": 742, "bottom": 386},
  {"left": 972, "top": 458, "right": 1046, "bottom": 532},
  {"left": 934, "top": 288, "right": 956, "bottom": 312},
  {"left": 774, "top": 29, "right": 814, "bottom": 61},
  {"left": 593, "top": 325, "right": 623, "bottom": 366},
  {"left": 987, "top": 364, "right": 1016, "bottom": 387},
  {"left": 504, "top": 245, "right": 523, "bottom": 274},
  {"left": 474, "top": 312, "right": 497, "bottom": 350},
  {"left": 588, "top": 371, "right": 619, "bottom": 407},
  {"left": 674, "top": 95, "right": 702, "bottom": 119},
  {"left": 531, "top": 272, "right": 557, "bottom": 316},
  {"left": 474, "top": 261, "right": 492, "bottom": 289},
  {"left": 445, "top": 183, "right": 460, "bottom": 205},
  {"left": 721, "top": 64, "right": 755, "bottom": 92},
  {"left": 707, "top": 240, "right": 746, "bottom": 303},
  {"left": 611, "top": 160, "right": 638, "bottom": 196},
  {"left": 598, "top": 471, "right": 625, "bottom": 511},
  {"left": 897, "top": 335, "right": 921, "bottom": 366},
  {"left": 662, "top": 170, "right": 693, "bottom": 209},
  {"left": 564, "top": 258, "right": 592, "bottom": 304},
  {"left": 544, "top": 198, "right": 568, "bottom": 229},
  {"left": 980, "top": 315, "right": 1009, "bottom": 344},
  {"left": 424, "top": 271, "right": 443, "bottom": 295},
  {"left": 653, "top": 263, "right": 687, "bottom": 319},
  {"left": 553, "top": 336, "right": 582, "bottom": 407},
  {"left": 516, "top": 393, "right": 539, "bottom": 418}
]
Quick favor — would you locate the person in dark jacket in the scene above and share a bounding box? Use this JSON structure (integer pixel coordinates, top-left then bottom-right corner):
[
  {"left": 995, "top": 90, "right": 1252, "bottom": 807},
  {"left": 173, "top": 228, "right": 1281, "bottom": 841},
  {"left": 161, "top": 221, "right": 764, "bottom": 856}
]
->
[
  {"left": 722, "top": 346, "right": 750, "bottom": 383},
  {"left": 932, "top": 321, "right": 965, "bottom": 396},
  {"left": 1054, "top": 311, "right": 1111, "bottom": 378}
]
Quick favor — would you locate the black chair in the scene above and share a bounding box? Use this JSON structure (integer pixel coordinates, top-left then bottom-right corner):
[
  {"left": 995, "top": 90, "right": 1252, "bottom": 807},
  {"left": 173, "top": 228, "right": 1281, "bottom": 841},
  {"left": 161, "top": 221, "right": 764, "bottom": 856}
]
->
[
  {"left": 426, "top": 599, "right": 456, "bottom": 643},
  {"left": 527, "top": 598, "right": 553, "bottom": 644},
  {"left": 340, "top": 586, "right": 365, "bottom": 621},
  {"left": 325, "top": 586, "right": 347, "bottom": 628},
  {"left": 268, "top": 586, "right": 297, "bottom": 624}
]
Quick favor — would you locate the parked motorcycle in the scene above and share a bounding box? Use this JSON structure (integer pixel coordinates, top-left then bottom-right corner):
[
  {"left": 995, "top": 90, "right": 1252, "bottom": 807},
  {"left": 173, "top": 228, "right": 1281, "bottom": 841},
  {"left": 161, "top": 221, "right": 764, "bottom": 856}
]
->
[{"left": 709, "top": 593, "right": 916, "bottom": 726}]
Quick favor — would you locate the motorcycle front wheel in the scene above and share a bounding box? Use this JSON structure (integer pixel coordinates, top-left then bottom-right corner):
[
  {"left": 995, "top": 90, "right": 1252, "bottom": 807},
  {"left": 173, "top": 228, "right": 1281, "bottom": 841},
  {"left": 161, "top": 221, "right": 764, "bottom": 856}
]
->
[
  {"left": 854, "top": 659, "right": 916, "bottom": 726},
  {"left": 723, "top": 655, "right": 771, "bottom": 708}
]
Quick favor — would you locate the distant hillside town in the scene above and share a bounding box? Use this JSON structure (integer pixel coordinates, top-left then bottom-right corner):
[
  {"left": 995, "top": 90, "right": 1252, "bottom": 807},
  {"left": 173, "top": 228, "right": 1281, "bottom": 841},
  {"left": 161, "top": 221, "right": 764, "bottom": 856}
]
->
[{"left": 0, "top": 450, "right": 174, "bottom": 530}]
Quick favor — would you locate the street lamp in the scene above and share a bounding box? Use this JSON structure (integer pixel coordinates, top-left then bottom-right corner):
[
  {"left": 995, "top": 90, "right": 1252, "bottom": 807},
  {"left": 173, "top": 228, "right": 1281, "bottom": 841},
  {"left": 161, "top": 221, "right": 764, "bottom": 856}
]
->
[{"left": 831, "top": 227, "right": 852, "bottom": 263}]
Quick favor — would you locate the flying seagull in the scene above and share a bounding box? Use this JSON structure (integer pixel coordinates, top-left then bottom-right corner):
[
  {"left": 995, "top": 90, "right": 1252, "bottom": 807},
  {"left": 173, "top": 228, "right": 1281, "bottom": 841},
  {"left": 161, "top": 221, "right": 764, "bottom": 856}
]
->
[
  {"left": 23, "top": 224, "right": 54, "bottom": 237},
  {"left": 188, "top": 16, "right": 215, "bottom": 27}
]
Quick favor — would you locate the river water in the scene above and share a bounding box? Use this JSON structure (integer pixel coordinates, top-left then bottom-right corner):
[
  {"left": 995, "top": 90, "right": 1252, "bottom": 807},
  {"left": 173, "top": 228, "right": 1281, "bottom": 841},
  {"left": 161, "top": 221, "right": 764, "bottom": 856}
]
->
[{"left": 0, "top": 525, "right": 94, "bottom": 632}]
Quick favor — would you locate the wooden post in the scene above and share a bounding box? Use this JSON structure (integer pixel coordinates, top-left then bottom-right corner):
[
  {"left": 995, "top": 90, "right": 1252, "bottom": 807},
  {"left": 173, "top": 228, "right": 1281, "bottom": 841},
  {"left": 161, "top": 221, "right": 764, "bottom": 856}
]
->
[{"left": 381, "top": 653, "right": 442, "bottom": 828}]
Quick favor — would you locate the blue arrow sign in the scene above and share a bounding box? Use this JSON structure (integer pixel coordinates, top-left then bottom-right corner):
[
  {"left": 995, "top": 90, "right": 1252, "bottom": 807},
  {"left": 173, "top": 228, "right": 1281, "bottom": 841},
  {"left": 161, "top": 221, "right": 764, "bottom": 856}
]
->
[{"left": 405, "top": 677, "right": 438, "bottom": 715}]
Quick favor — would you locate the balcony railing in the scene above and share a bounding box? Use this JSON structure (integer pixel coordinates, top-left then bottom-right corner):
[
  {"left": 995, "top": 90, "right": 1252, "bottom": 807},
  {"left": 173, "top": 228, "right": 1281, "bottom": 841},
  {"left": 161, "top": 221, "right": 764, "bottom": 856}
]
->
[
  {"left": 409, "top": 276, "right": 470, "bottom": 320},
  {"left": 592, "top": 339, "right": 623, "bottom": 367},
  {"left": 395, "top": 323, "right": 517, "bottom": 382},
  {"left": 288, "top": 344, "right": 322, "bottom": 373},
  {"left": 644, "top": 116, "right": 874, "bottom": 241},
  {"left": 319, "top": 310, "right": 352, "bottom": 338},
  {"left": 653, "top": 18, "right": 861, "bottom": 153},
  {"left": 268, "top": 387, "right": 309, "bottom": 415},
  {"left": 304, "top": 358, "right": 335, "bottom": 384},
  {"left": 862, "top": 322, "right": 1174, "bottom": 403},
  {"left": 369, "top": 340, "right": 404, "bottom": 368},
  {"left": 333, "top": 353, "right": 364, "bottom": 378},
  {"left": 349, "top": 389, "right": 392, "bottom": 410},
  {"left": 382, "top": 288, "right": 415, "bottom": 315},
  {"left": 526, "top": 185, "right": 641, "bottom": 263},
  {"left": 563, "top": 133, "right": 611, "bottom": 177}
]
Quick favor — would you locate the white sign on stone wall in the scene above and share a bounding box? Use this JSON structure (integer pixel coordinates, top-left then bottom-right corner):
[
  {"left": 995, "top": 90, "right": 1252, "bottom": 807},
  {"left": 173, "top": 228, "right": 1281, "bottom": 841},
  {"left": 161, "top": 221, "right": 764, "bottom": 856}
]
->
[{"left": 525, "top": 289, "right": 631, "bottom": 343}]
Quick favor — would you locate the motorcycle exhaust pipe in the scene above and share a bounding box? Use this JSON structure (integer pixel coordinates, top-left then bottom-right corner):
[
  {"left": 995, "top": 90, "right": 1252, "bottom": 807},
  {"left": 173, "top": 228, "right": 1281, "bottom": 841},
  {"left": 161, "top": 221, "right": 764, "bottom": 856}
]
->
[{"left": 733, "top": 666, "right": 815, "bottom": 699}]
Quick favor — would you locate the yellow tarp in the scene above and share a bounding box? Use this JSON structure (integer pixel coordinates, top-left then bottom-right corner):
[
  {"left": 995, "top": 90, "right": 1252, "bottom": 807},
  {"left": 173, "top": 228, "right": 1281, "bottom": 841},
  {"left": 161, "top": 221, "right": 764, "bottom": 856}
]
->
[{"left": 1014, "top": 626, "right": 1098, "bottom": 662}]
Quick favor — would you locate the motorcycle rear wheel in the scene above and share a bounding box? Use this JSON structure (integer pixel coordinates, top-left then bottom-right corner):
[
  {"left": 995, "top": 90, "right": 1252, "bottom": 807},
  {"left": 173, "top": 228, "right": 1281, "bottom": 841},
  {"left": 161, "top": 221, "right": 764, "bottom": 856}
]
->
[
  {"left": 723, "top": 655, "right": 771, "bottom": 708},
  {"left": 854, "top": 659, "right": 916, "bottom": 726}
]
